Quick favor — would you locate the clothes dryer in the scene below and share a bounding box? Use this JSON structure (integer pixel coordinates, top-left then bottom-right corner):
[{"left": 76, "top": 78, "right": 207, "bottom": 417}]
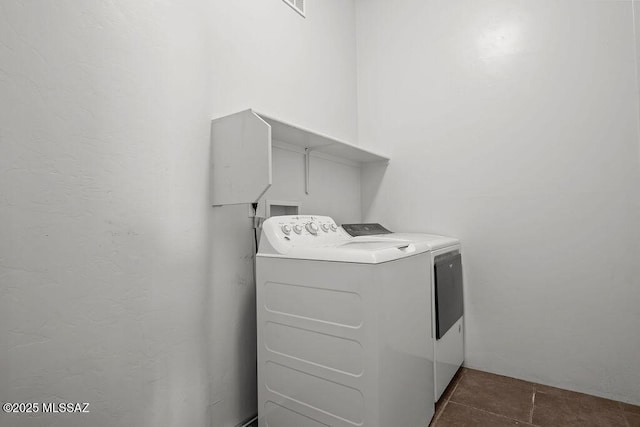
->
[{"left": 342, "top": 224, "right": 464, "bottom": 402}]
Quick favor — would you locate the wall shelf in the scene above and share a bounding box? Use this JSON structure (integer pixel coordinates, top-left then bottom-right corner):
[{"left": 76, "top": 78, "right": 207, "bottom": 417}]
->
[{"left": 210, "top": 109, "right": 389, "bottom": 206}]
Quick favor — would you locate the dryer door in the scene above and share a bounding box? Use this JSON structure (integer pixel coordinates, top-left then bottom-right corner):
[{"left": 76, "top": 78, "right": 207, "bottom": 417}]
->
[{"left": 434, "top": 252, "right": 463, "bottom": 340}]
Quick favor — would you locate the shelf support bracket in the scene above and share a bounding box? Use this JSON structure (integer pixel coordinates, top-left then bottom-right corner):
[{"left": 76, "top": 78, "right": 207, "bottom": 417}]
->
[{"left": 304, "top": 147, "right": 311, "bottom": 195}]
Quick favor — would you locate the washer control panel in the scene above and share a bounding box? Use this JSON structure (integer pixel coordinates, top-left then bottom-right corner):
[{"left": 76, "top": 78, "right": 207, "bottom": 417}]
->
[
  {"left": 272, "top": 216, "right": 340, "bottom": 237},
  {"left": 259, "top": 215, "right": 351, "bottom": 254}
]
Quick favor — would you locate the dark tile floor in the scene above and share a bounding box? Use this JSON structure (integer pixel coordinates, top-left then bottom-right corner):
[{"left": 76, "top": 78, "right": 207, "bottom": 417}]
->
[{"left": 430, "top": 368, "right": 640, "bottom": 427}]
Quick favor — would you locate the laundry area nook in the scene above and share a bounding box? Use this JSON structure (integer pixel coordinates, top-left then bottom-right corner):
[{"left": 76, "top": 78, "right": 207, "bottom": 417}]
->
[{"left": 1, "top": 1, "right": 639, "bottom": 427}]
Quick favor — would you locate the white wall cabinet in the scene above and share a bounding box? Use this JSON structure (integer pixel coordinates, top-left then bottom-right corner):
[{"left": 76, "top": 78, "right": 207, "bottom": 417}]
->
[{"left": 210, "top": 109, "right": 389, "bottom": 206}]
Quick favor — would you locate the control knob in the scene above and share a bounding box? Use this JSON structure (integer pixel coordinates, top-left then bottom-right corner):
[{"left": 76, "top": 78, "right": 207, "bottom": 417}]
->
[
  {"left": 306, "top": 222, "right": 319, "bottom": 235},
  {"left": 281, "top": 225, "right": 292, "bottom": 235},
  {"left": 292, "top": 224, "right": 303, "bottom": 234},
  {"left": 321, "top": 223, "right": 331, "bottom": 232},
  {"left": 330, "top": 223, "right": 338, "bottom": 232}
]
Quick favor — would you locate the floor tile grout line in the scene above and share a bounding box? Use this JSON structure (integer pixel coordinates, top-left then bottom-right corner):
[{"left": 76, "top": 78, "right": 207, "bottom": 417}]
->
[
  {"left": 624, "top": 408, "right": 631, "bottom": 427},
  {"left": 431, "top": 399, "right": 448, "bottom": 425},
  {"left": 448, "top": 369, "right": 636, "bottom": 427},
  {"left": 619, "top": 400, "right": 637, "bottom": 427},
  {"left": 432, "top": 378, "right": 457, "bottom": 424},
  {"left": 619, "top": 399, "right": 633, "bottom": 427},
  {"left": 431, "top": 368, "right": 465, "bottom": 426},
  {"left": 445, "top": 400, "right": 536, "bottom": 426},
  {"left": 529, "top": 389, "right": 536, "bottom": 424},
  {"left": 447, "top": 370, "right": 536, "bottom": 425}
]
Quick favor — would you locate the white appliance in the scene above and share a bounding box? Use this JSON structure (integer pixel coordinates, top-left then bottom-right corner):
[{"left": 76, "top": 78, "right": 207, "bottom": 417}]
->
[
  {"left": 256, "top": 215, "right": 436, "bottom": 427},
  {"left": 342, "top": 225, "right": 463, "bottom": 402}
]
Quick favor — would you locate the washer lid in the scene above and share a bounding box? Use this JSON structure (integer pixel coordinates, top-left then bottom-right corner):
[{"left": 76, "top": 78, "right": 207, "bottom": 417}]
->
[
  {"left": 387, "top": 233, "right": 460, "bottom": 251},
  {"left": 271, "top": 238, "right": 424, "bottom": 263}
]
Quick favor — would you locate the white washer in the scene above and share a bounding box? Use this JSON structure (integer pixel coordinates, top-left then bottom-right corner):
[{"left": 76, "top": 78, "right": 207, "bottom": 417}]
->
[
  {"left": 256, "top": 215, "right": 436, "bottom": 427},
  {"left": 341, "top": 225, "right": 463, "bottom": 402}
]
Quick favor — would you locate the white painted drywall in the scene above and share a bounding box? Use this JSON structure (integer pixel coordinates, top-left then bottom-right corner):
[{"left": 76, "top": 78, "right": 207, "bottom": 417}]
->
[
  {"left": 0, "top": 1, "right": 215, "bottom": 426},
  {"left": 357, "top": 0, "right": 640, "bottom": 404},
  {"left": 210, "top": 1, "right": 358, "bottom": 144},
  {"left": 207, "top": 2, "right": 361, "bottom": 426},
  {"left": 1, "top": 1, "right": 360, "bottom": 426},
  {"left": 266, "top": 145, "right": 363, "bottom": 222}
]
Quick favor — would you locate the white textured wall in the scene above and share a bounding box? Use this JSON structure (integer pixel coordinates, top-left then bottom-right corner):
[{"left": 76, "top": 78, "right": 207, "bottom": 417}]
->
[
  {"left": 207, "top": 1, "right": 360, "bottom": 426},
  {"left": 0, "top": 1, "right": 205, "bottom": 427},
  {"left": 357, "top": 0, "right": 640, "bottom": 404},
  {"left": 210, "top": 1, "right": 359, "bottom": 143},
  {"left": 1, "top": 1, "right": 360, "bottom": 426},
  {"left": 267, "top": 146, "right": 363, "bottom": 223}
]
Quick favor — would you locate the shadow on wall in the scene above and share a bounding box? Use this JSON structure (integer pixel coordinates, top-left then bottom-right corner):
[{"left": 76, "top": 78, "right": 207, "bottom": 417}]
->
[
  {"left": 207, "top": 204, "right": 258, "bottom": 426},
  {"left": 361, "top": 162, "right": 388, "bottom": 221}
]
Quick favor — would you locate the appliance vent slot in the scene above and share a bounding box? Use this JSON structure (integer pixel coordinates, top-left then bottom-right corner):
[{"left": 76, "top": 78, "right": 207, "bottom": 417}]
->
[{"left": 283, "top": 0, "right": 305, "bottom": 17}]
